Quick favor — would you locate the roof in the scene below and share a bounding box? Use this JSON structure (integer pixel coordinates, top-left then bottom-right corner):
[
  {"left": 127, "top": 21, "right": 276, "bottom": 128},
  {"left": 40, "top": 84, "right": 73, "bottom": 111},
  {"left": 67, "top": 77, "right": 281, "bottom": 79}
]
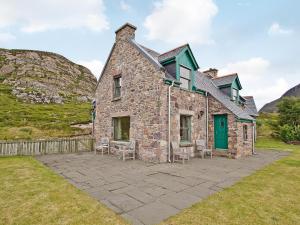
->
[
  {"left": 243, "top": 96, "right": 259, "bottom": 117},
  {"left": 212, "top": 73, "right": 238, "bottom": 87},
  {"left": 115, "top": 23, "right": 136, "bottom": 33},
  {"left": 195, "top": 72, "right": 254, "bottom": 120},
  {"left": 158, "top": 44, "right": 189, "bottom": 62}
]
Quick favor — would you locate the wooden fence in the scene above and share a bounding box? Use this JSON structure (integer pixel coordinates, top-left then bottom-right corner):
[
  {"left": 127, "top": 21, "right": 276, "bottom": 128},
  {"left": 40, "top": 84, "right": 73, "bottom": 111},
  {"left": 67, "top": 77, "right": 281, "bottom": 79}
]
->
[{"left": 0, "top": 137, "right": 95, "bottom": 156}]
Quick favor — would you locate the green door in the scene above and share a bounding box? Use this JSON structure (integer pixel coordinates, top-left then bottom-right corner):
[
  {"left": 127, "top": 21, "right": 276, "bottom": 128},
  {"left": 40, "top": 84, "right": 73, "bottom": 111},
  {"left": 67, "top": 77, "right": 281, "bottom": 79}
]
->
[{"left": 214, "top": 114, "right": 228, "bottom": 149}]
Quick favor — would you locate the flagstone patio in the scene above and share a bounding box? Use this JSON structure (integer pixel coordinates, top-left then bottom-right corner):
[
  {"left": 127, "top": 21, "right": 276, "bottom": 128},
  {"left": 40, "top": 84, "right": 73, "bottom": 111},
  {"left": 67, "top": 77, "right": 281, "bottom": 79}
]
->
[{"left": 37, "top": 150, "right": 289, "bottom": 225}]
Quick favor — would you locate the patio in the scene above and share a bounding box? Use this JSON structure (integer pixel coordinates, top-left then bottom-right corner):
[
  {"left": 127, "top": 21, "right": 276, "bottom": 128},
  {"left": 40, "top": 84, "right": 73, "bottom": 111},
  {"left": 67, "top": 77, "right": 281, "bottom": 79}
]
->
[{"left": 37, "top": 150, "right": 289, "bottom": 225}]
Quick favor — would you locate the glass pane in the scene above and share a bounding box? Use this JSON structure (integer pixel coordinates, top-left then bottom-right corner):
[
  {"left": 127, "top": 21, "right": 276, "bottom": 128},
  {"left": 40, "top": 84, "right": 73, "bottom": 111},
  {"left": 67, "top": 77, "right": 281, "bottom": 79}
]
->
[
  {"left": 113, "top": 117, "right": 130, "bottom": 141},
  {"left": 180, "top": 115, "right": 191, "bottom": 141},
  {"left": 180, "top": 66, "right": 191, "bottom": 79},
  {"left": 180, "top": 77, "right": 190, "bottom": 89},
  {"left": 114, "top": 77, "right": 121, "bottom": 97}
]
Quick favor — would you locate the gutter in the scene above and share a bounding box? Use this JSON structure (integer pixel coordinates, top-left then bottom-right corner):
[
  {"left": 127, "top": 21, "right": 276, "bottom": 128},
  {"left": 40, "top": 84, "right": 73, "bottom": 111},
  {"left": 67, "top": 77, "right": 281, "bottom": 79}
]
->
[{"left": 168, "top": 80, "right": 175, "bottom": 163}]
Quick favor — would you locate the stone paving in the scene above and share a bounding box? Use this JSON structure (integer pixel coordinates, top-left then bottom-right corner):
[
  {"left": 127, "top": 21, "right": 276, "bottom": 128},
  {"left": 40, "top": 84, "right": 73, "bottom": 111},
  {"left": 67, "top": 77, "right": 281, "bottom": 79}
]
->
[{"left": 36, "top": 150, "right": 289, "bottom": 225}]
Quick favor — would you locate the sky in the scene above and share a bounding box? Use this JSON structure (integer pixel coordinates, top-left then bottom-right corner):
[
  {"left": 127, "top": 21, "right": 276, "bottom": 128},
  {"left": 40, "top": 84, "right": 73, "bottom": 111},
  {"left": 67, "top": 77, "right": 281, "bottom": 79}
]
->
[{"left": 0, "top": 0, "right": 299, "bottom": 109}]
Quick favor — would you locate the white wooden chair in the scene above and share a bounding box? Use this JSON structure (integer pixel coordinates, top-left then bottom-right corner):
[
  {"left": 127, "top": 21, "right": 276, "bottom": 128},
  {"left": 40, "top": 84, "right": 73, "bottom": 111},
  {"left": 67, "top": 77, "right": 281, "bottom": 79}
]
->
[
  {"left": 195, "top": 139, "right": 212, "bottom": 159},
  {"left": 120, "top": 140, "right": 136, "bottom": 161},
  {"left": 171, "top": 141, "right": 190, "bottom": 164},
  {"left": 95, "top": 137, "right": 110, "bottom": 155}
]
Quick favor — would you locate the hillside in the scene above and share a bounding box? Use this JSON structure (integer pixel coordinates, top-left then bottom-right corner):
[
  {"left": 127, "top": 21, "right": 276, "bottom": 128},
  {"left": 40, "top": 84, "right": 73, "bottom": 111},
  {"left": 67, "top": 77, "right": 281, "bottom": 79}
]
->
[
  {"left": 260, "top": 83, "right": 300, "bottom": 113},
  {"left": 0, "top": 48, "right": 97, "bottom": 103},
  {"left": 0, "top": 48, "right": 96, "bottom": 140}
]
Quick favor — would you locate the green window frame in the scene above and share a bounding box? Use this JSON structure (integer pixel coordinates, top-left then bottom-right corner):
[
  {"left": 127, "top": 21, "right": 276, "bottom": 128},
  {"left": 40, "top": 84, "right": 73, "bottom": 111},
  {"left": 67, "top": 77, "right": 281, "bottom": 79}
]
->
[
  {"left": 243, "top": 125, "right": 248, "bottom": 141},
  {"left": 113, "top": 76, "right": 122, "bottom": 98},
  {"left": 180, "top": 115, "right": 191, "bottom": 142},
  {"left": 179, "top": 66, "right": 191, "bottom": 90},
  {"left": 113, "top": 117, "right": 130, "bottom": 141}
]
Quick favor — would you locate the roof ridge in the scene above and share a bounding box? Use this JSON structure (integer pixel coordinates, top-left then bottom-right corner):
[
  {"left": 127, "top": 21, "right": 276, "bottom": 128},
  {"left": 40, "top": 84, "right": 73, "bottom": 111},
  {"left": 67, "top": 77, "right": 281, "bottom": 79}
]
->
[
  {"left": 159, "top": 43, "right": 189, "bottom": 57},
  {"left": 213, "top": 73, "right": 237, "bottom": 79},
  {"left": 138, "top": 44, "right": 160, "bottom": 55}
]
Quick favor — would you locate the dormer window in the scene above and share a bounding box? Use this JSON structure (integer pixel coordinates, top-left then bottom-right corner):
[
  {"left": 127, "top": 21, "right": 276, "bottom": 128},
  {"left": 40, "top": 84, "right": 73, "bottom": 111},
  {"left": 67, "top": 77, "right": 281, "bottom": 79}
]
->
[
  {"left": 113, "top": 75, "right": 122, "bottom": 98},
  {"left": 179, "top": 66, "right": 191, "bottom": 89},
  {"left": 232, "top": 88, "right": 238, "bottom": 102}
]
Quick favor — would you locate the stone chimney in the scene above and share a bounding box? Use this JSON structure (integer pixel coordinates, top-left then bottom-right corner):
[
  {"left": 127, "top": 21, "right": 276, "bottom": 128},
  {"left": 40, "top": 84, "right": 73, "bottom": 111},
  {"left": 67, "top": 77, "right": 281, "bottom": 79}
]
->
[
  {"left": 203, "top": 68, "right": 218, "bottom": 79},
  {"left": 115, "top": 23, "right": 137, "bottom": 42}
]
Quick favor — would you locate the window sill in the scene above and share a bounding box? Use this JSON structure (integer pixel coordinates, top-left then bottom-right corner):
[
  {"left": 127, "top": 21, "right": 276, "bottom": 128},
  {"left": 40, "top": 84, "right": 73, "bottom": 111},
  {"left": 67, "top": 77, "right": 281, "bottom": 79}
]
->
[
  {"left": 180, "top": 142, "right": 193, "bottom": 147},
  {"left": 112, "top": 97, "right": 121, "bottom": 102},
  {"left": 111, "top": 140, "right": 130, "bottom": 145}
]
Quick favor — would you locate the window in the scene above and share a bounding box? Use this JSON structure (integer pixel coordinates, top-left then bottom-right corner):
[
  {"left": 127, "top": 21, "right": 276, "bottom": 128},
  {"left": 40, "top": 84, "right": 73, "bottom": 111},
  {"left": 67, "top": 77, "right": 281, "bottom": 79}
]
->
[
  {"left": 113, "top": 76, "right": 122, "bottom": 98},
  {"left": 232, "top": 89, "right": 238, "bottom": 102},
  {"left": 243, "top": 125, "right": 248, "bottom": 141},
  {"left": 113, "top": 117, "right": 130, "bottom": 141},
  {"left": 180, "top": 115, "right": 191, "bottom": 142},
  {"left": 179, "top": 66, "right": 191, "bottom": 89}
]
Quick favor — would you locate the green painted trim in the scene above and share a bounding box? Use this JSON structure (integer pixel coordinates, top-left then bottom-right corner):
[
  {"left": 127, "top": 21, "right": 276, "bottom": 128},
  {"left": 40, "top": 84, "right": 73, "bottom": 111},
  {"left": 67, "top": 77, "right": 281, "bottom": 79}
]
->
[
  {"left": 176, "top": 46, "right": 199, "bottom": 70},
  {"left": 236, "top": 118, "right": 254, "bottom": 123},
  {"left": 160, "top": 57, "right": 176, "bottom": 65}
]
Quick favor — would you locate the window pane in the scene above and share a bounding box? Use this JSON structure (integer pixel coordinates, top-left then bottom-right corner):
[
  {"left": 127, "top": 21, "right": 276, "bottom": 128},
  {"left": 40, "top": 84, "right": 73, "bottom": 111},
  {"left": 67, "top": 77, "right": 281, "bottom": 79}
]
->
[
  {"left": 180, "top": 115, "right": 191, "bottom": 142},
  {"left": 113, "top": 117, "right": 130, "bottom": 141},
  {"left": 180, "top": 66, "right": 191, "bottom": 79},
  {"left": 180, "top": 77, "right": 190, "bottom": 89},
  {"left": 114, "top": 77, "right": 121, "bottom": 97}
]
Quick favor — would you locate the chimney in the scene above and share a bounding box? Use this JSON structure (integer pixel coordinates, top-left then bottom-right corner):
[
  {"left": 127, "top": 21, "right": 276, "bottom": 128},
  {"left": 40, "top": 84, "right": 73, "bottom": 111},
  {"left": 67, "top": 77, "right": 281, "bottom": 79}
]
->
[
  {"left": 115, "top": 23, "right": 137, "bottom": 42},
  {"left": 203, "top": 68, "right": 218, "bottom": 79}
]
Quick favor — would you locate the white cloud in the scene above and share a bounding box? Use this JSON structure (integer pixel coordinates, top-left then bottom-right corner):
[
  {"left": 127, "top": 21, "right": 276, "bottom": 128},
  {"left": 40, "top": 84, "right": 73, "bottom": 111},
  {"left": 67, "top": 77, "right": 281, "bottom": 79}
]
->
[
  {"left": 78, "top": 59, "right": 104, "bottom": 79},
  {"left": 219, "top": 57, "right": 290, "bottom": 109},
  {"left": 0, "top": 32, "right": 16, "bottom": 43},
  {"left": 0, "top": 0, "right": 109, "bottom": 33},
  {"left": 120, "top": 0, "right": 131, "bottom": 11},
  {"left": 144, "top": 0, "right": 218, "bottom": 45},
  {"left": 268, "top": 22, "right": 293, "bottom": 36}
]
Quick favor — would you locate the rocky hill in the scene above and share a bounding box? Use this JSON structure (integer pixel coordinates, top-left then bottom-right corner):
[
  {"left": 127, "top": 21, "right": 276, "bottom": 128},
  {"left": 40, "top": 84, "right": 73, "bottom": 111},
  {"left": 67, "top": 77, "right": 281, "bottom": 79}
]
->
[
  {"left": 259, "top": 83, "right": 300, "bottom": 113},
  {"left": 0, "top": 48, "right": 97, "bottom": 103}
]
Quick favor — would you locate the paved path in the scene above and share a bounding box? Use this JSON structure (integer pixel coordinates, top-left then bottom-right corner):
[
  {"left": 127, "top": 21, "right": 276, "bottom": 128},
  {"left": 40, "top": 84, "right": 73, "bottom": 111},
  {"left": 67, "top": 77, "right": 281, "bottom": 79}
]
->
[{"left": 37, "top": 150, "right": 288, "bottom": 225}]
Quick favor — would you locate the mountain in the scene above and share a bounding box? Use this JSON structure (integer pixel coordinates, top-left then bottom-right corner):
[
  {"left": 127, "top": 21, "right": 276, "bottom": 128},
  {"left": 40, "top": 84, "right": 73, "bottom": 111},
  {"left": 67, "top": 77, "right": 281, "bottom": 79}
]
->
[
  {"left": 259, "top": 83, "right": 300, "bottom": 113},
  {"left": 0, "top": 48, "right": 97, "bottom": 103}
]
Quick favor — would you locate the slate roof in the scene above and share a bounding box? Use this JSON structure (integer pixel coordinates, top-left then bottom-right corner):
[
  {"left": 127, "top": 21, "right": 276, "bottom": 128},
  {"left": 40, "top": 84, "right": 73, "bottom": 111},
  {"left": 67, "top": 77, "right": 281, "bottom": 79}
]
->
[
  {"left": 130, "top": 41, "right": 256, "bottom": 121},
  {"left": 195, "top": 72, "right": 254, "bottom": 120},
  {"left": 158, "top": 44, "right": 189, "bottom": 62},
  {"left": 243, "top": 96, "right": 259, "bottom": 117},
  {"left": 212, "top": 73, "right": 238, "bottom": 87}
]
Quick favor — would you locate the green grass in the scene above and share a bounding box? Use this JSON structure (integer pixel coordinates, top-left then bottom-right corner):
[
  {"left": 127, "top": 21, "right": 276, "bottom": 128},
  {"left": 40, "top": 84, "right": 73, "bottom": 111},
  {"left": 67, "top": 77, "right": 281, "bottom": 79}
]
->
[
  {"left": 0, "top": 157, "right": 128, "bottom": 225},
  {"left": 161, "top": 136, "right": 300, "bottom": 224},
  {"left": 0, "top": 84, "right": 92, "bottom": 140}
]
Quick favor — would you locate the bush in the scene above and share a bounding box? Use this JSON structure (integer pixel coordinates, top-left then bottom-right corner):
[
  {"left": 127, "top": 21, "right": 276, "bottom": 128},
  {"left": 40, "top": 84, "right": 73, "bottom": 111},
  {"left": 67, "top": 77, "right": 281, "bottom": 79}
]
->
[{"left": 279, "top": 124, "right": 300, "bottom": 142}]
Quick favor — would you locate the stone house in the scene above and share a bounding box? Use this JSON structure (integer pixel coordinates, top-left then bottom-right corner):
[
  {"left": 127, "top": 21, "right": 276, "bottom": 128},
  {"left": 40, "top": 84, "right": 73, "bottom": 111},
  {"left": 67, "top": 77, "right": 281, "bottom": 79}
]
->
[{"left": 94, "top": 23, "right": 258, "bottom": 162}]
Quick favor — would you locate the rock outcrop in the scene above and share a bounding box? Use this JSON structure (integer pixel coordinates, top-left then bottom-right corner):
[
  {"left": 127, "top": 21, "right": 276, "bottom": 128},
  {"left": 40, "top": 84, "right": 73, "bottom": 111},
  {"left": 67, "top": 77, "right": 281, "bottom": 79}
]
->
[{"left": 0, "top": 48, "right": 97, "bottom": 103}]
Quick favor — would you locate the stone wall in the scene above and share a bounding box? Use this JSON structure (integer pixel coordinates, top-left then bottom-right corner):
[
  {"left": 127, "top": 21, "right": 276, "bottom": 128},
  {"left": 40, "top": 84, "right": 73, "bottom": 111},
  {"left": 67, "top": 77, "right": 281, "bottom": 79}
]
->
[
  {"left": 159, "top": 86, "right": 207, "bottom": 158},
  {"left": 94, "top": 29, "right": 167, "bottom": 162},
  {"left": 236, "top": 121, "right": 254, "bottom": 157}
]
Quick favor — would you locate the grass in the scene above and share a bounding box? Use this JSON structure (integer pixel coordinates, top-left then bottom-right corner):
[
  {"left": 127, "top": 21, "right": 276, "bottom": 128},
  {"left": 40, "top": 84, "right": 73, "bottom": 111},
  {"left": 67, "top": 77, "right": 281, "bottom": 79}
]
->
[
  {"left": 0, "top": 157, "right": 128, "bottom": 225},
  {"left": 0, "top": 83, "right": 92, "bottom": 140},
  {"left": 161, "top": 138, "right": 300, "bottom": 224}
]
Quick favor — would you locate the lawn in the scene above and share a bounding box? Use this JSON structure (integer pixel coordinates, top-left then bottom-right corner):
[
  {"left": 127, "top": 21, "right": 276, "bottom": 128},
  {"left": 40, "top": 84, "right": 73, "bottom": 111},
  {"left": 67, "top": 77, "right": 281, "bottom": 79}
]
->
[
  {"left": 0, "top": 84, "right": 92, "bottom": 140},
  {"left": 160, "top": 138, "right": 300, "bottom": 225},
  {"left": 0, "top": 157, "right": 128, "bottom": 225}
]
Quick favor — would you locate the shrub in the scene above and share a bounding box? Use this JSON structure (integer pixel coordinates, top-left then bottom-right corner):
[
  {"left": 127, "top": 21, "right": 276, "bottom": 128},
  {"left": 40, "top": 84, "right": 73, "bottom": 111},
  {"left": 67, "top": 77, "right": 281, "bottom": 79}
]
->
[{"left": 279, "top": 124, "right": 300, "bottom": 142}]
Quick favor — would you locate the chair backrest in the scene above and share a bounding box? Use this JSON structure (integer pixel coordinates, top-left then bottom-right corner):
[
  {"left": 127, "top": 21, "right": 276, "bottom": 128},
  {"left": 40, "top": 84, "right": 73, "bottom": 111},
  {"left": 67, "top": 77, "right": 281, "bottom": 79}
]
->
[
  {"left": 100, "top": 137, "right": 109, "bottom": 145},
  {"left": 196, "top": 139, "right": 205, "bottom": 148},
  {"left": 171, "top": 141, "right": 179, "bottom": 152},
  {"left": 128, "top": 140, "right": 136, "bottom": 150}
]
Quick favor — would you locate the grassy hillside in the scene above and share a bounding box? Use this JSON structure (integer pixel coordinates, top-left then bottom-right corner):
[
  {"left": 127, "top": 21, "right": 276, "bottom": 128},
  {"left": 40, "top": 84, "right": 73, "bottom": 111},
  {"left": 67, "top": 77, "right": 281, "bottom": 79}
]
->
[{"left": 0, "top": 83, "right": 92, "bottom": 140}]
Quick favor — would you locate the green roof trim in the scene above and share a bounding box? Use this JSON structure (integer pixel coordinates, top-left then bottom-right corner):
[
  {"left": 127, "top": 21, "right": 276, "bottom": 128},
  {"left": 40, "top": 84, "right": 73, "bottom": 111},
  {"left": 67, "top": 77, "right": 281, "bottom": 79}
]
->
[
  {"left": 236, "top": 118, "right": 254, "bottom": 123},
  {"left": 176, "top": 45, "right": 199, "bottom": 70}
]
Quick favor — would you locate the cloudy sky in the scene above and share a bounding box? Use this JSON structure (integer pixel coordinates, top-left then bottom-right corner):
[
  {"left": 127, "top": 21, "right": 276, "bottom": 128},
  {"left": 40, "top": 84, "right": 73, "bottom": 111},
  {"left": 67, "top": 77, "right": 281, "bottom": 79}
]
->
[{"left": 0, "top": 0, "right": 299, "bottom": 109}]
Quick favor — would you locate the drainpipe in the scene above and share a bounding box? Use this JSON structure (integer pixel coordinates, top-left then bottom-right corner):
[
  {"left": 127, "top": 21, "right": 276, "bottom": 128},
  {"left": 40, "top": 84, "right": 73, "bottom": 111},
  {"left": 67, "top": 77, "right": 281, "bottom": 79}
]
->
[
  {"left": 205, "top": 91, "right": 209, "bottom": 148},
  {"left": 168, "top": 80, "right": 175, "bottom": 163}
]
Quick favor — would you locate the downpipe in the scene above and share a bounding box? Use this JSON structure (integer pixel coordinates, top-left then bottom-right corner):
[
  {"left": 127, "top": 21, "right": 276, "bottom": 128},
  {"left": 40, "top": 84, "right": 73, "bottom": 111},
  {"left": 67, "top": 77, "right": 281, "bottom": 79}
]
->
[
  {"left": 205, "top": 91, "right": 209, "bottom": 148},
  {"left": 168, "top": 81, "right": 175, "bottom": 163}
]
